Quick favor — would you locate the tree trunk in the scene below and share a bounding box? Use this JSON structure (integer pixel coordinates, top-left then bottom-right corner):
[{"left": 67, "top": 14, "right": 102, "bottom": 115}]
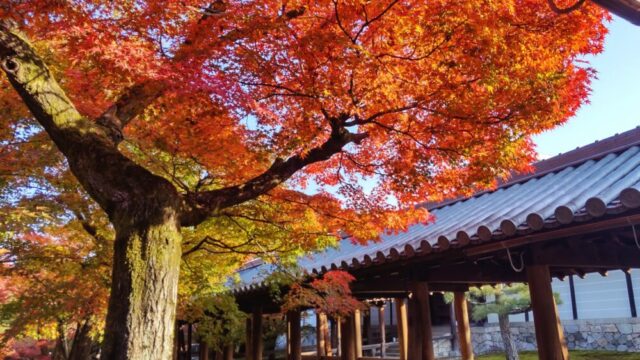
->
[
  {"left": 68, "top": 319, "right": 94, "bottom": 360},
  {"left": 100, "top": 210, "right": 182, "bottom": 360},
  {"left": 497, "top": 314, "right": 519, "bottom": 360}
]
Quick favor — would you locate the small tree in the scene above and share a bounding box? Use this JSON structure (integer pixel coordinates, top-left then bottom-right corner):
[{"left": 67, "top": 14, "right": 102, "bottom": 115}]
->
[
  {"left": 462, "top": 284, "right": 562, "bottom": 360},
  {"left": 467, "top": 284, "right": 531, "bottom": 360}
]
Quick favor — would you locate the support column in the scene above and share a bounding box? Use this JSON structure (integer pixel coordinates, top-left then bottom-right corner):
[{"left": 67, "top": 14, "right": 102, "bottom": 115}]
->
[
  {"left": 245, "top": 318, "right": 253, "bottom": 360},
  {"left": 317, "top": 312, "right": 329, "bottom": 358},
  {"left": 187, "top": 324, "right": 193, "bottom": 360},
  {"left": 340, "top": 315, "right": 356, "bottom": 360},
  {"left": 200, "top": 341, "right": 209, "bottom": 360},
  {"left": 453, "top": 292, "right": 474, "bottom": 360},
  {"left": 378, "top": 303, "right": 386, "bottom": 358},
  {"left": 394, "top": 298, "right": 408, "bottom": 360},
  {"left": 411, "top": 282, "right": 434, "bottom": 360},
  {"left": 527, "top": 265, "right": 569, "bottom": 360},
  {"left": 353, "top": 309, "right": 363, "bottom": 358},
  {"left": 252, "top": 306, "right": 263, "bottom": 360},
  {"left": 323, "top": 315, "right": 333, "bottom": 356},
  {"left": 287, "top": 310, "right": 302, "bottom": 360},
  {"left": 223, "top": 344, "right": 234, "bottom": 360}
]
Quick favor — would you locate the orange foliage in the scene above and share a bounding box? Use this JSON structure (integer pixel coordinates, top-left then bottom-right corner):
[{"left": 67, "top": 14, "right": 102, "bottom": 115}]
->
[
  {"left": 282, "top": 270, "right": 363, "bottom": 317},
  {"left": 0, "top": 0, "right": 609, "bottom": 244}
]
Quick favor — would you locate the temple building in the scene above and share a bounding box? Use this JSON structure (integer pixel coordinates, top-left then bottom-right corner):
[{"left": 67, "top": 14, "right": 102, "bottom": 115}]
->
[{"left": 227, "top": 127, "right": 640, "bottom": 360}]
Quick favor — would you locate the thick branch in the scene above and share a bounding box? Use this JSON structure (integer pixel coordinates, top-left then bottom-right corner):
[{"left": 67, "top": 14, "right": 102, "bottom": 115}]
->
[
  {"left": 181, "top": 124, "right": 367, "bottom": 226},
  {"left": 0, "top": 21, "right": 180, "bottom": 217},
  {"left": 96, "top": 80, "right": 166, "bottom": 144}
]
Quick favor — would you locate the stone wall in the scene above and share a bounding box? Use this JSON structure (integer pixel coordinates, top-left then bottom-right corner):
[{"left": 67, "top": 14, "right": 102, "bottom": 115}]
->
[{"left": 470, "top": 317, "right": 640, "bottom": 355}]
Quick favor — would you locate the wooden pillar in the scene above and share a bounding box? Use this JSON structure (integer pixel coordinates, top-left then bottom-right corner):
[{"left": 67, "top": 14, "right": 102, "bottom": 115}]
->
[
  {"left": 340, "top": 315, "right": 356, "bottom": 360},
  {"left": 245, "top": 318, "right": 253, "bottom": 360},
  {"left": 411, "top": 282, "right": 434, "bottom": 360},
  {"left": 395, "top": 298, "right": 408, "bottom": 360},
  {"left": 323, "top": 315, "right": 332, "bottom": 356},
  {"left": 454, "top": 292, "right": 474, "bottom": 360},
  {"left": 363, "top": 311, "right": 372, "bottom": 345},
  {"left": 407, "top": 295, "right": 421, "bottom": 360},
  {"left": 287, "top": 310, "right": 302, "bottom": 360},
  {"left": 200, "top": 341, "right": 209, "bottom": 360},
  {"left": 252, "top": 307, "right": 263, "bottom": 360},
  {"left": 527, "top": 265, "right": 569, "bottom": 360},
  {"left": 378, "top": 304, "right": 386, "bottom": 358},
  {"left": 317, "top": 312, "right": 328, "bottom": 358},
  {"left": 353, "top": 309, "right": 363, "bottom": 358},
  {"left": 223, "top": 344, "right": 234, "bottom": 360},
  {"left": 187, "top": 324, "right": 193, "bottom": 360}
]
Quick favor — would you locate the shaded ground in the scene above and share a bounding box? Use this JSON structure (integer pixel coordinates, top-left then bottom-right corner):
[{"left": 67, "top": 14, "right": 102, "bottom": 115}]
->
[{"left": 478, "top": 351, "right": 640, "bottom": 360}]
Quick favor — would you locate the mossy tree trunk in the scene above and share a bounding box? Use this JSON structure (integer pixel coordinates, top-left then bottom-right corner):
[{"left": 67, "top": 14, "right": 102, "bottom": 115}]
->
[
  {"left": 101, "top": 210, "right": 182, "bottom": 359},
  {"left": 0, "top": 23, "right": 183, "bottom": 360}
]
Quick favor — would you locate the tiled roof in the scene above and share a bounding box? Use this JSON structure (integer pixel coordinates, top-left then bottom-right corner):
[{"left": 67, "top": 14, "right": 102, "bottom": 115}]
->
[{"left": 236, "top": 127, "right": 640, "bottom": 289}]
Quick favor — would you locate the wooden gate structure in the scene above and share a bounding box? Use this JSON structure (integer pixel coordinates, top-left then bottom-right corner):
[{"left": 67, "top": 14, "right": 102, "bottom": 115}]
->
[{"left": 231, "top": 128, "right": 640, "bottom": 360}]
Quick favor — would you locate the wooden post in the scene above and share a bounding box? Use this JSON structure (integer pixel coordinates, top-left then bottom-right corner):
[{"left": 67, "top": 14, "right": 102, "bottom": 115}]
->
[
  {"left": 354, "top": 309, "right": 363, "bottom": 358},
  {"left": 323, "top": 315, "right": 332, "bottom": 356},
  {"left": 246, "top": 318, "right": 253, "bottom": 360},
  {"left": 287, "top": 310, "right": 302, "bottom": 360},
  {"left": 200, "top": 341, "right": 209, "bottom": 360},
  {"left": 407, "top": 295, "right": 421, "bottom": 360},
  {"left": 187, "top": 324, "right": 193, "bottom": 360},
  {"left": 223, "top": 344, "right": 234, "bottom": 360},
  {"left": 527, "top": 265, "right": 569, "bottom": 360},
  {"left": 395, "top": 298, "right": 408, "bottom": 360},
  {"left": 378, "top": 303, "right": 386, "bottom": 358},
  {"left": 363, "top": 311, "right": 372, "bottom": 345},
  {"left": 337, "top": 317, "right": 342, "bottom": 357},
  {"left": 454, "top": 292, "right": 474, "bottom": 360},
  {"left": 317, "top": 312, "right": 328, "bottom": 358},
  {"left": 252, "top": 307, "right": 264, "bottom": 360},
  {"left": 411, "top": 282, "right": 434, "bottom": 360},
  {"left": 340, "top": 315, "right": 356, "bottom": 360}
]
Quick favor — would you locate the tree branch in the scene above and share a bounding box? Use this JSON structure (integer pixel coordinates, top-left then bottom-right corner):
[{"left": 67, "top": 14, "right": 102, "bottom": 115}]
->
[
  {"left": 180, "top": 122, "right": 368, "bottom": 226},
  {"left": 0, "top": 21, "right": 179, "bottom": 216}
]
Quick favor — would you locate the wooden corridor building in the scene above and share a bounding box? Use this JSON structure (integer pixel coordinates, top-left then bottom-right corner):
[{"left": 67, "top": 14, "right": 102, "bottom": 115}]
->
[{"left": 233, "top": 128, "right": 640, "bottom": 360}]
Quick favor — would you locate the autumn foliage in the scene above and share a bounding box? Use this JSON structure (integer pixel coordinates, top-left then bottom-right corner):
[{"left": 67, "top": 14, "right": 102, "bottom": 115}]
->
[
  {"left": 0, "top": 0, "right": 609, "bottom": 357},
  {"left": 282, "top": 270, "right": 363, "bottom": 317}
]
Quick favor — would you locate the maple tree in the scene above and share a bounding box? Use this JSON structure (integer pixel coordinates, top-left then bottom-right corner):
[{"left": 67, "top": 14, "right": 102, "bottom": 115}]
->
[{"left": 0, "top": 0, "right": 608, "bottom": 358}]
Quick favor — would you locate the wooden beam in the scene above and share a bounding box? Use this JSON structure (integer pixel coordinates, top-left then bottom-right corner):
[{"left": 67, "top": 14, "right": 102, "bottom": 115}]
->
[
  {"left": 418, "top": 262, "right": 527, "bottom": 284},
  {"left": 395, "top": 298, "right": 408, "bottom": 360},
  {"left": 466, "top": 213, "right": 640, "bottom": 257},
  {"left": 527, "top": 265, "right": 569, "bottom": 360},
  {"left": 252, "top": 306, "right": 263, "bottom": 360},
  {"left": 453, "top": 292, "right": 473, "bottom": 360},
  {"left": 531, "top": 239, "right": 640, "bottom": 269},
  {"left": 353, "top": 309, "right": 363, "bottom": 358},
  {"left": 287, "top": 310, "right": 302, "bottom": 360}
]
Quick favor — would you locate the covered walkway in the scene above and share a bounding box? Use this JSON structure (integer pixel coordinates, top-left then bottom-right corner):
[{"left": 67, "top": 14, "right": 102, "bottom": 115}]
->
[{"left": 231, "top": 128, "right": 640, "bottom": 360}]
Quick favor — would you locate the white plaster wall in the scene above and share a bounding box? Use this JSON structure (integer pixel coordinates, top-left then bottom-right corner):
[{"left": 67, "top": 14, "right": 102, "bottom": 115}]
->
[{"left": 573, "top": 270, "right": 631, "bottom": 319}]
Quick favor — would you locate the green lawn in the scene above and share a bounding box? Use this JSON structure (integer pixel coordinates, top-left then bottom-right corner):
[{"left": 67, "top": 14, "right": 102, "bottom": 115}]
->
[{"left": 477, "top": 351, "right": 640, "bottom": 360}]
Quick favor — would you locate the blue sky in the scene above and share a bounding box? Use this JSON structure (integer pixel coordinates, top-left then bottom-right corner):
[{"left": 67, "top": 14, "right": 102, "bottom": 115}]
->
[{"left": 533, "top": 15, "right": 640, "bottom": 159}]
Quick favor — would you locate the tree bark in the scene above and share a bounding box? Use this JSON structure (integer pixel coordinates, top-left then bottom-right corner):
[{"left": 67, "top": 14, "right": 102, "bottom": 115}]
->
[
  {"left": 497, "top": 314, "right": 519, "bottom": 360},
  {"left": 101, "top": 212, "right": 182, "bottom": 360},
  {"left": 68, "top": 319, "right": 94, "bottom": 360}
]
